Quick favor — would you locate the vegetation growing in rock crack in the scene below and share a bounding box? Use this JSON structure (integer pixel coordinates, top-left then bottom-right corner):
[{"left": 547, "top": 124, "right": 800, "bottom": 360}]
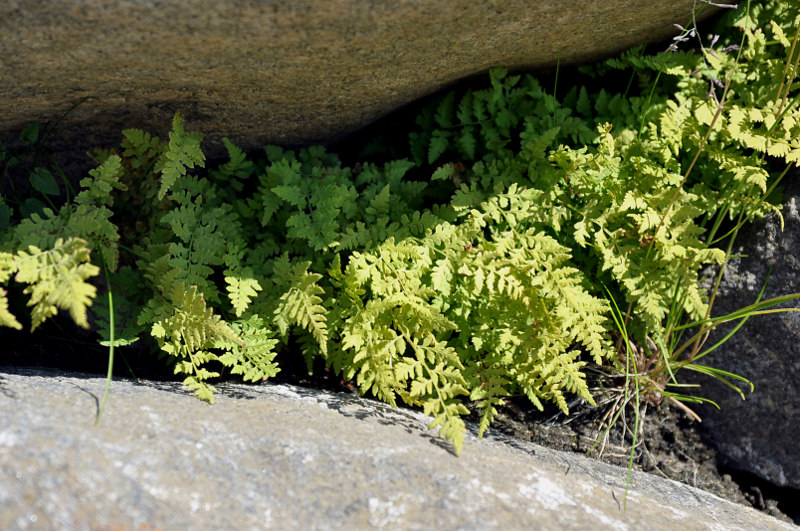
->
[{"left": 1, "top": 0, "right": 798, "bottom": 456}]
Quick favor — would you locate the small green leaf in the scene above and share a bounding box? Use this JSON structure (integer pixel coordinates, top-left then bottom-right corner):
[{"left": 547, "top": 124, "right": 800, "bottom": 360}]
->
[
  {"left": 428, "top": 130, "right": 450, "bottom": 164},
  {"left": 99, "top": 337, "right": 140, "bottom": 347},
  {"left": 30, "top": 168, "right": 60, "bottom": 196},
  {"left": 20, "top": 123, "right": 39, "bottom": 145},
  {"left": 431, "top": 164, "right": 457, "bottom": 181}
]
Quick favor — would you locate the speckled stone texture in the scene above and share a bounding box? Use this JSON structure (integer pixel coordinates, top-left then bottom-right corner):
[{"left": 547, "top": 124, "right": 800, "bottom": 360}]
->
[
  {"left": 0, "top": 367, "right": 793, "bottom": 531},
  {"left": 693, "top": 168, "right": 800, "bottom": 489},
  {"left": 0, "top": 0, "right": 716, "bottom": 163}
]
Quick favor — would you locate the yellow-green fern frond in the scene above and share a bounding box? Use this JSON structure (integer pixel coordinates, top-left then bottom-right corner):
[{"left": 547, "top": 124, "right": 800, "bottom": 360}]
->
[{"left": 13, "top": 238, "right": 99, "bottom": 330}]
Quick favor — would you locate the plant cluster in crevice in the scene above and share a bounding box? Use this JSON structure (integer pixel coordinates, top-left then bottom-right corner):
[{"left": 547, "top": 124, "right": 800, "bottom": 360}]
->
[{"left": 1, "top": 1, "right": 799, "bottom": 458}]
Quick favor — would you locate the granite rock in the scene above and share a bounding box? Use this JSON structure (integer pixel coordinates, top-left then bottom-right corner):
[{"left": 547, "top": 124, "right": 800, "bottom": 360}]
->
[
  {"left": 0, "top": 366, "right": 792, "bottom": 530},
  {"left": 0, "top": 0, "right": 716, "bottom": 166}
]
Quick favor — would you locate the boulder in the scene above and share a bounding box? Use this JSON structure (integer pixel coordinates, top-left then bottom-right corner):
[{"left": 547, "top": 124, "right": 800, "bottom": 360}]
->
[
  {"left": 0, "top": 0, "right": 717, "bottom": 166},
  {"left": 0, "top": 366, "right": 792, "bottom": 530},
  {"left": 693, "top": 168, "right": 800, "bottom": 489}
]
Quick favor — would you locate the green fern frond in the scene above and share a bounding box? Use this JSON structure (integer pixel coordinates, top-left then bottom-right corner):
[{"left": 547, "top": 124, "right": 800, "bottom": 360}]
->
[
  {"left": 399, "top": 336, "right": 469, "bottom": 455},
  {"left": 150, "top": 283, "right": 243, "bottom": 402},
  {"left": 338, "top": 302, "right": 405, "bottom": 406},
  {"left": 68, "top": 205, "right": 121, "bottom": 272},
  {"left": 217, "top": 315, "right": 280, "bottom": 382},
  {"left": 0, "top": 253, "right": 22, "bottom": 329},
  {"left": 121, "top": 128, "right": 164, "bottom": 173},
  {"left": 467, "top": 365, "right": 511, "bottom": 438},
  {"left": 155, "top": 113, "right": 205, "bottom": 200},
  {"left": 225, "top": 272, "right": 262, "bottom": 317},
  {"left": 274, "top": 263, "right": 329, "bottom": 355},
  {"left": 75, "top": 155, "right": 126, "bottom": 207},
  {"left": 210, "top": 138, "right": 256, "bottom": 187},
  {"left": 13, "top": 237, "right": 99, "bottom": 330},
  {"left": 0, "top": 287, "right": 21, "bottom": 330}
]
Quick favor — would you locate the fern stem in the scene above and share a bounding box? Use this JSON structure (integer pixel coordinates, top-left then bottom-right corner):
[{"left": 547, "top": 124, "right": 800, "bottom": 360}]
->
[
  {"left": 603, "top": 288, "right": 639, "bottom": 510},
  {"left": 775, "top": 21, "right": 800, "bottom": 118},
  {"left": 637, "top": 71, "right": 662, "bottom": 137},
  {"left": 96, "top": 252, "right": 115, "bottom": 425},
  {"left": 625, "top": 58, "right": 718, "bottom": 335},
  {"left": 550, "top": 53, "right": 560, "bottom": 130},
  {"left": 651, "top": 72, "right": 731, "bottom": 242}
]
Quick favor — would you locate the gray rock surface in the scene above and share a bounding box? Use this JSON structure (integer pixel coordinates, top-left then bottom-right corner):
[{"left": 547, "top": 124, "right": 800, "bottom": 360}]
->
[
  {"left": 0, "top": 0, "right": 717, "bottom": 163},
  {"left": 0, "top": 366, "right": 793, "bottom": 530},
  {"left": 693, "top": 169, "right": 800, "bottom": 489}
]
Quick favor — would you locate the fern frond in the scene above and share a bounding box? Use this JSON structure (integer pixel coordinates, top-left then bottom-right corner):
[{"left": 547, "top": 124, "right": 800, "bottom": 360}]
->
[
  {"left": 178, "top": 363, "right": 219, "bottom": 403},
  {"left": 121, "top": 128, "right": 164, "bottom": 174},
  {"left": 463, "top": 353, "right": 514, "bottom": 438},
  {"left": 75, "top": 155, "right": 126, "bottom": 207},
  {"left": 13, "top": 237, "right": 99, "bottom": 330},
  {"left": 149, "top": 283, "right": 243, "bottom": 402},
  {"left": 67, "top": 205, "right": 121, "bottom": 272},
  {"left": 225, "top": 272, "right": 262, "bottom": 317},
  {"left": 274, "top": 264, "right": 329, "bottom": 355},
  {"left": 537, "top": 260, "right": 612, "bottom": 364},
  {"left": 0, "top": 252, "right": 22, "bottom": 329},
  {"left": 400, "top": 336, "right": 469, "bottom": 455},
  {"left": 210, "top": 138, "right": 255, "bottom": 187},
  {"left": 0, "top": 287, "right": 21, "bottom": 330},
  {"left": 155, "top": 113, "right": 205, "bottom": 200},
  {"left": 217, "top": 315, "right": 280, "bottom": 382}
]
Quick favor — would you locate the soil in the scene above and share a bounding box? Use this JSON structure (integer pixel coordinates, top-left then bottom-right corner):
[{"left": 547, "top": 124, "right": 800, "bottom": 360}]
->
[
  {"left": 480, "top": 393, "right": 800, "bottom": 525},
  {"left": 2, "top": 317, "right": 799, "bottom": 526}
]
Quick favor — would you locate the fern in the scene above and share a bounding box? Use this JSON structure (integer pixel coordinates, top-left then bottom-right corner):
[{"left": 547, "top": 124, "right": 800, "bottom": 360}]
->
[
  {"left": 217, "top": 314, "right": 280, "bottom": 383},
  {"left": 466, "top": 359, "right": 511, "bottom": 438},
  {"left": 12, "top": 237, "right": 99, "bottom": 330},
  {"left": 75, "top": 155, "right": 126, "bottom": 208},
  {"left": 273, "top": 258, "right": 329, "bottom": 356},
  {"left": 225, "top": 273, "right": 262, "bottom": 318},
  {"left": 2, "top": 0, "right": 797, "bottom": 455},
  {"left": 150, "top": 282, "right": 243, "bottom": 402},
  {"left": 155, "top": 113, "right": 205, "bottom": 200},
  {"left": 0, "top": 252, "right": 22, "bottom": 329},
  {"left": 396, "top": 337, "right": 470, "bottom": 455}
]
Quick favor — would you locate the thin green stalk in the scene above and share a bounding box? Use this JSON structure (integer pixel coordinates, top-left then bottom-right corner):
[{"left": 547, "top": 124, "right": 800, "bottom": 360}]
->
[
  {"left": 637, "top": 71, "right": 662, "bottom": 137},
  {"left": 95, "top": 251, "right": 115, "bottom": 425},
  {"left": 669, "top": 294, "right": 800, "bottom": 364},
  {"left": 653, "top": 327, "right": 678, "bottom": 385},
  {"left": 775, "top": 21, "right": 800, "bottom": 117},
  {"left": 602, "top": 287, "right": 640, "bottom": 511},
  {"left": 651, "top": 72, "right": 731, "bottom": 243},
  {"left": 550, "top": 53, "right": 561, "bottom": 130}
]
